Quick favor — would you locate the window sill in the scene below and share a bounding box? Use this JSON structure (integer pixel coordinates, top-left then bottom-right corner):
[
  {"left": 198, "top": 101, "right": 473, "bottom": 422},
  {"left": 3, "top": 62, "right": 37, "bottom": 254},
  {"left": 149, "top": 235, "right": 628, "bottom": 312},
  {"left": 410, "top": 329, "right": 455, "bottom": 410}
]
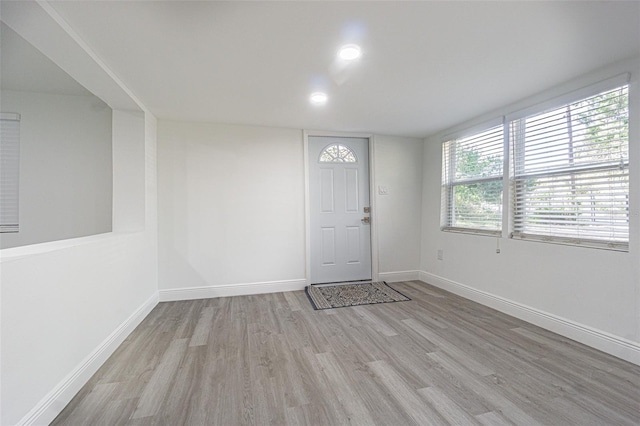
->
[
  {"left": 441, "top": 227, "right": 501, "bottom": 238},
  {"left": 511, "top": 233, "right": 628, "bottom": 252},
  {"left": 0, "top": 231, "right": 138, "bottom": 262}
]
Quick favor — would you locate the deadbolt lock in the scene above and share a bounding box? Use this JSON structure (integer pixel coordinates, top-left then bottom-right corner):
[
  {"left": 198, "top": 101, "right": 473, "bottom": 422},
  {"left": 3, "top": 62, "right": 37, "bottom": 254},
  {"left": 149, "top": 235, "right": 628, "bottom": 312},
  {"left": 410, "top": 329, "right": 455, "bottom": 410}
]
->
[
  {"left": 361, "top": 217, "right": 370, "bottom": 224},
  {"left": 364, "top": 207, "right": 370, "bottom": 213}
]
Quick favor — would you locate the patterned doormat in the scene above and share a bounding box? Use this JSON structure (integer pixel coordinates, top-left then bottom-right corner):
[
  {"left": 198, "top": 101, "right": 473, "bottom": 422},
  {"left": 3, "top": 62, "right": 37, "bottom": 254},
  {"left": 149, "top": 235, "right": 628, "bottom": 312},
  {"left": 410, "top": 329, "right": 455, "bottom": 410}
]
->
[{"left": 305, "top": 281, "right": 410, "bottom": 310}]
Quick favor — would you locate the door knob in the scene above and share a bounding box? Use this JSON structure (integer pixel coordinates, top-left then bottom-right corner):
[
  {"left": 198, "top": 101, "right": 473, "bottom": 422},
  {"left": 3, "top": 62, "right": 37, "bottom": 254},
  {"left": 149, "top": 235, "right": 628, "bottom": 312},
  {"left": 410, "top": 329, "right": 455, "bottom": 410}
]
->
[{"left": 361, "top": 217, "right": 370, "bottom": 224}]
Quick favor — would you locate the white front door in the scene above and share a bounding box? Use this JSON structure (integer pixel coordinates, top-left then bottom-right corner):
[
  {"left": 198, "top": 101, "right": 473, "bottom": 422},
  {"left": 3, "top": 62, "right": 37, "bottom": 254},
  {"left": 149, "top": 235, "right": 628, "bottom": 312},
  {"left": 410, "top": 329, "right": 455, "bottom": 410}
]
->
[{"left": 309, "top": 136, "right": 372, "bottom": 284}]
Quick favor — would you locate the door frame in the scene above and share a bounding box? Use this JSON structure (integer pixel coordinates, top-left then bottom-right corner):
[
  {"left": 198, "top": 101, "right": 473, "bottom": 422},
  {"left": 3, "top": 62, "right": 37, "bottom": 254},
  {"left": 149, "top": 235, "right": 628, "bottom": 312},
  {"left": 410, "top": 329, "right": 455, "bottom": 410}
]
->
[{"left": 303, "top": 130, "right": 379, "bottom": 285}]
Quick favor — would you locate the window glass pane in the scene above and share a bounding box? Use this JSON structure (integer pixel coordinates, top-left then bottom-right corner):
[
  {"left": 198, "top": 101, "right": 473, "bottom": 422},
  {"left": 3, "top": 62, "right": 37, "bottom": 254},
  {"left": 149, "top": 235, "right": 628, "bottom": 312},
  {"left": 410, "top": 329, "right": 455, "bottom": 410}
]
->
[
  {"left": 515, "top": 86, "right": 628, "bottom": 175},
  {"left": 319, "top": 144, "right": 357, "bottom": 163},
  {"left": 454, "top": 127, "right": 504, "bottom": 180},
  {"left": 451, "top": 180, "right": 503, "bottom": 231},
  {"left": 441, "top": 122, "right": 504, "bottom": 234}
]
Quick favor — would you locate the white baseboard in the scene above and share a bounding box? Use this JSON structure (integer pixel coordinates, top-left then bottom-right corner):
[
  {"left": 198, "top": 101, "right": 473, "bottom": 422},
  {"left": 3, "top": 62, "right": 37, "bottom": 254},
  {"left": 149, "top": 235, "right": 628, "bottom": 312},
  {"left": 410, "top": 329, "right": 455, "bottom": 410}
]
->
[
  {"left": 159, "top": 279, "right": 308, "bottom": 302},
  {"left": 418, "top": 271, "right": 640, "bottom": 366},
  {"left": 378, "top": 270, "right": 421, "bottom": 283},
  {"left": 17, "top": 293, "right": 159, "bottom": 426}
]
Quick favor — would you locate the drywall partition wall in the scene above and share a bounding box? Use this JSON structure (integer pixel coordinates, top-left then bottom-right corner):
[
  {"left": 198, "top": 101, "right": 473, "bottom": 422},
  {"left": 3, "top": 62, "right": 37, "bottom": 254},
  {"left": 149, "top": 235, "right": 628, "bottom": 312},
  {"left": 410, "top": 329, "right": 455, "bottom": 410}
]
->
[
  {"left": 112, "top": 109, "right": 145, "bottom": 232},
  {"left": 374, "top": 135, "right": 423, "bottom": 281},
  {"left": 158, "top": 121, "right": 307, "bottom": 299},
  {"left": 420, "top": 58, "right": 640, "bottom": 364},
  {"left": 0, "top": 110, "right": 158, "bottom": 426},
  {"left": 0, "top": 90, "right": 113, "bottom": 249},
  {"left": 0, "top": 2, "right": 159, "bottom": 425}
]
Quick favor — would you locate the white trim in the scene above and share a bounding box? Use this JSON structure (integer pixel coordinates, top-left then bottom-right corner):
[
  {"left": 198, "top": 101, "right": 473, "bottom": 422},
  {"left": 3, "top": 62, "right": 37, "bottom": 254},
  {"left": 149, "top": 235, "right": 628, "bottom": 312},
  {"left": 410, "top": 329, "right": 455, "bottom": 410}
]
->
[
  {"left": 159, "top": 279, "right": 308, "bottom": 302},
  {"left": 369, "top": 135, "right": 379, "bottom": 282},
  {"left": 2, "top": 1, "right": 143, "bottom": 113},
  {"left": 0, "top": 232, "right": 113, "bottom": 262},
  {"left": 303, "top": 130, "right": 379, "bottom": 284},
  {"left": 442, "top": 116, "right": 504, "bottom": 143},
  {"left": 35, "top": 0, "right": 149, "bottom": 114},
  {"left": 17, "top": 293, "right": 159, "bottom": 426},
  {"left": 506, "top": 73, "right": 631, "bottom": 122},
  {"left": 304, "top": 129, "right": 374, "bottom": 139},
  {"left": 501, "top": 120, "right": 511, "bottom": 239},
  {"left": 378, "top": 270, "right": 420, "bottom": 283},
  {"left": 303, "top": 130, "right": 311, "bottom": 285},
  {"left": 440, "top": 227, "right": 501, "bottom": 238},
  {"left": 418, "top": 271, "right": 640, "bottom": 366}
]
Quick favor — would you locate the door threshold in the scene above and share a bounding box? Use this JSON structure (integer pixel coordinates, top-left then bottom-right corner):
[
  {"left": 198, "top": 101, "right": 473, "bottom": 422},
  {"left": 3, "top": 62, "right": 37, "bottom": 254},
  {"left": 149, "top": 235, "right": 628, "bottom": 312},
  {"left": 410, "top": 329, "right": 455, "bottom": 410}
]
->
[{"left": 310, "top": 280, "right": 374, "bottom": 288}]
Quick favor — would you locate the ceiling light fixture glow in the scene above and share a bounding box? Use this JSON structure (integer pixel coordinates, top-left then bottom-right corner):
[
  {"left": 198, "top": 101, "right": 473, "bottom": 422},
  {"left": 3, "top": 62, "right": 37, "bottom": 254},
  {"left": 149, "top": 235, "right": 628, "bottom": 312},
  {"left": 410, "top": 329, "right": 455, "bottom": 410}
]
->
[
  {"left": 310, "top": 92, "right": 328, "bottom": 105},
  {"left": 338, "top": 44, "right": 362, "bottom": 60}
]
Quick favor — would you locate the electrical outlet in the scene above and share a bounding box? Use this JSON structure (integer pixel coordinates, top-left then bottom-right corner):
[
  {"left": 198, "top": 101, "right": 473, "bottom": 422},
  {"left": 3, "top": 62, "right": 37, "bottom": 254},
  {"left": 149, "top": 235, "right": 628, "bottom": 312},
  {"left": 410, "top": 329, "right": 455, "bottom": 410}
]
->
[{"left": 437, "top": 249, "right": 443, "bottom": 260}]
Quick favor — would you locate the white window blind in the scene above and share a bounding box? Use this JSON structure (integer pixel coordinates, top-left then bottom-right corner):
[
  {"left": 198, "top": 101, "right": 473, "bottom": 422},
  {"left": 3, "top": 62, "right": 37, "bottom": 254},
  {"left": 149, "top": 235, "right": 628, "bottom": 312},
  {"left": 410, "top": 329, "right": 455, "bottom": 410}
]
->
[
  {"left": 441, "top": 122, "right": 504, "bottom": 235},
  {"left": 510, "top": 85, "right": 629, "bottom": 250},
  {"left": 0, "top": 113, "right": 20, "bottom": 233}
]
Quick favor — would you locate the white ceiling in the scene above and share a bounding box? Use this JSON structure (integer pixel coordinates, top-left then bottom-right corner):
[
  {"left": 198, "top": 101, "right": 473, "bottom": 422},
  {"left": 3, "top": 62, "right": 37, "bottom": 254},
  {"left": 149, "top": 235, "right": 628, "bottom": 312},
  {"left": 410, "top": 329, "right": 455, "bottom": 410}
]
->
[{"left": 45, "top": 1, "right": 640, "bottom": 138}]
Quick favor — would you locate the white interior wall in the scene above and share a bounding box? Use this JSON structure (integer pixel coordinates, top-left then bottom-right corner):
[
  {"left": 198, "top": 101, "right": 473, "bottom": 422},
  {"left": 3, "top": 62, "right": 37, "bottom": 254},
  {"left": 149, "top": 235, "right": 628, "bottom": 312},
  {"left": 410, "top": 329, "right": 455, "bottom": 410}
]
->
[
  {"left": 158, "top": 121, "right": 306, "bottom": 296},
  {"left": 158, "top": 122, "right": 423, "bottom": 298},
  {"left": 112, "top": 110, "right": 146, "bottom": 233},
  {"left": 420, "top": 58, "right": 640, "bottom": 364},
  {"left": 0, "top": 90, "right": 112, "bottom": 249},
  {"left": 374, "top": 135, "right": 423, "bottom": 279}
]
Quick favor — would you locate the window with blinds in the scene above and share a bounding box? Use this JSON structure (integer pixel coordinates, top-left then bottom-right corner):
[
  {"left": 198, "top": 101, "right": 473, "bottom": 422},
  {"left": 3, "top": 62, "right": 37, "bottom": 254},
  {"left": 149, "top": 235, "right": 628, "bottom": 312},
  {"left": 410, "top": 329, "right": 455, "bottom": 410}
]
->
[
  {"left": 510, "top": 84, "right": 629, "bottom": 250},
  {"left": 441, "top": 122, "right": 504, "bottom": 235},
  {"left": 0, "top": 113, "right": 21, "bottom": 233}
]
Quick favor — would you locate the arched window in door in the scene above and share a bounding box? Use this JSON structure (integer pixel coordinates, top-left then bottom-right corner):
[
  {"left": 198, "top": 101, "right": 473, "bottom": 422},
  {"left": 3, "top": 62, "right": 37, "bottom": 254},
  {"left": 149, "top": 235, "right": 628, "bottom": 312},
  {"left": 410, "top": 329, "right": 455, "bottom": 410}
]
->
[{"left": 319, "top": 144, "right": 357, "bottom": 163}]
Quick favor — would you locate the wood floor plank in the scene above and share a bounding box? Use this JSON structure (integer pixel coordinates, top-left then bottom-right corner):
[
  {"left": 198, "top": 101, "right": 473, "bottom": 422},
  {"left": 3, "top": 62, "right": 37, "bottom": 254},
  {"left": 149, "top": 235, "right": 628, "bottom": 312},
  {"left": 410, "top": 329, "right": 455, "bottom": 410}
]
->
[
  {"left": 351, "top": 305, "right": 399, "bottom": 336},
  {"left": 426, "top": 351, "right": 542, "bottom": 425},
  {"left": 95, "top": 398, "right": 140, "bottom": 426},
  {"left": 367, "top": 359, "right": 447, "bottom": 426},
  {"left": 283, "top": 290, "right": 303, "bottom": 312},
  {"left": 315, "top": 351, "right": 377, "bottom": 425},
  {"left": 417, "top": 386, "right": 480, "bottom": 425},
  {"left": 51, "top": 281, "right": 640, "bottom": 426},
  {"left": 188, "top": 306, "right": 214, "bottom": 347},
  {"left": 346, "top": 362, "right": 422, "bottom": 426},
  {"left": 53, "top": 382, "right": 118, "bottom": 425},
  {"left": 288, "top": 347, "right": 345, "bottom": 425},
  {"left": 475, "top": 410, "right": 514, "bottom": 426},
  {"left": 159, "top": 345, "right": 208, "bottom": 425},
  {"left": 403, "top": 318, "right": 494, "bottom": 377},
  {"left": 513, "top": 325, "right": 640, "bottom": 388},
  {"left": 130, "top": 338, "right": 189, "bottom": 419}
]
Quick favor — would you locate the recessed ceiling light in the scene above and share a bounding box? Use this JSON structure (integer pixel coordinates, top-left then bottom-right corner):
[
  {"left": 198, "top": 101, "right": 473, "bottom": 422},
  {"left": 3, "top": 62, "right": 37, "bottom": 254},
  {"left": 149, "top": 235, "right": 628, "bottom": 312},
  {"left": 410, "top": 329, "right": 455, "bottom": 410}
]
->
[
  {"left": 338, "top": 44, "right": 361, "bottom": 60},
  {"left": 310, "top": 92, "right": 328, "bottom": 105}
]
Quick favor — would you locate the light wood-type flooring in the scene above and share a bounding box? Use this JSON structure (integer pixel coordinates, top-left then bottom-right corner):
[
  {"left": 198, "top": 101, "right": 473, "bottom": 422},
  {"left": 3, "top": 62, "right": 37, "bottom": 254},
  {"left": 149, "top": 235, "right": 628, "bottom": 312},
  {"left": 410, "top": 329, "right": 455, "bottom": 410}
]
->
[{"left": 52, "top": 281, "right": 640, "bottom": 425}]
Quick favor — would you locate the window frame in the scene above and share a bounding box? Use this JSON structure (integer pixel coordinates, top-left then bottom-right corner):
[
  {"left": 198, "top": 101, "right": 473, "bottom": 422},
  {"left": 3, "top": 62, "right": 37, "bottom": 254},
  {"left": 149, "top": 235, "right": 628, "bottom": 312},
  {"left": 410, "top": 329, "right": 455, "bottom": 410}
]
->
[
  {"left": 507, "top": 75, "right": 630, "bottom": 251},
  {"left": 438, "top": 72, "right": 632, "bottom": 252},
  {"left": 440, "top": 118, "right": 505, "bottom": 236}
]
